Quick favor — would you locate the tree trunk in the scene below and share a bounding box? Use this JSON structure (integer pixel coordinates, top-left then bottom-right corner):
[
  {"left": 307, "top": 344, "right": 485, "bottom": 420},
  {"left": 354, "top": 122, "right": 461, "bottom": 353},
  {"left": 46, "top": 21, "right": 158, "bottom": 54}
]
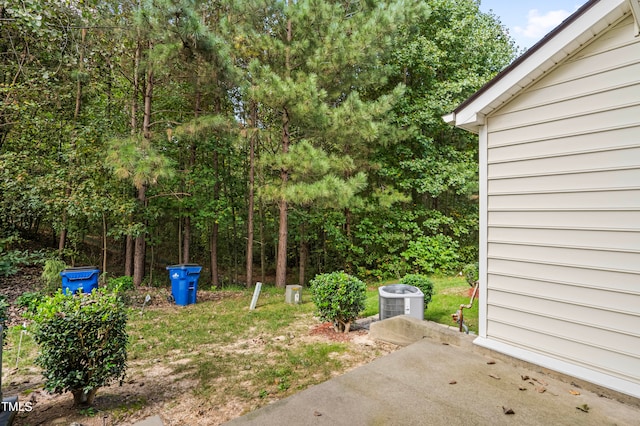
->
[
  {"left": 344, "top": 207, "right": 353, "bottom": 273},
  {"left": 210, "top": 146, "right": 220, "bottom": 288},
  {"left": 275, "top": 198, "right": 288, "bottom": 288},
  {"left": 275, "top": 11, "right": 293, "bottom": 289},
  {"left": 275, "top": 107, "right": 290, "bottom": 288},
  {"left": 133, "top": 184, "right": 147, "bottom": 286},
  {"left": 102, "top": 212, "right": 108, "bottom": 276},
  {"left": 245, "top": 101, "right": 257, "bottom": 288},
  {"left": 125, "top": 38, "right": 141, "bottom": 276},
  {"left": 182, "top": 216, "right": 191, "bottom": 264},
  {"left": 125, "top": 235, "right": 134, "bottom": 276},
  {"left": 133, "top": 46, "right": 153, "bottom": 286},
  {"left": 182, "top": 90, "right": 199, "bottom": 264},
  {"left": 72, "top": 387, "right": 97, "bottom": 407},
  {"left": 259, "top": 200, "right": 266, "bottom": 284},
  {"left": 210, "top": 223, "right": 219, "bottom": 288},
  {"left": 58, "top": 29, "right": 87, "bottom": 255},
  {"left": 298, "top": 221, "right": 307, "bottom": 286}
]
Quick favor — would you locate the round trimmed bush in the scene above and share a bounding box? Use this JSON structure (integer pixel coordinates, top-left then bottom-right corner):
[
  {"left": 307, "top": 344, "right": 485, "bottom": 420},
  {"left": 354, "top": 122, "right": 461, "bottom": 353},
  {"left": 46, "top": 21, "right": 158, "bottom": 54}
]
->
[
  {"left": 31, "top": 288, "right": 128, "bottom": 406},
  {"left": 399, "top": 274, "right": 434, "bottom": 309},
  {"left": 310, "top": 271, "right": 366, "bottom": 333}
]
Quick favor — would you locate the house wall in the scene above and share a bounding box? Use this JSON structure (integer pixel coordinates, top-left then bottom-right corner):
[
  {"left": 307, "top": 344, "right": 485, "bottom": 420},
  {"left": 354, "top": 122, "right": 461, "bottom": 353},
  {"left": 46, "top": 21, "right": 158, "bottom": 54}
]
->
[{"left": 479, "top": 14, "right": 640, "bottom": 397}]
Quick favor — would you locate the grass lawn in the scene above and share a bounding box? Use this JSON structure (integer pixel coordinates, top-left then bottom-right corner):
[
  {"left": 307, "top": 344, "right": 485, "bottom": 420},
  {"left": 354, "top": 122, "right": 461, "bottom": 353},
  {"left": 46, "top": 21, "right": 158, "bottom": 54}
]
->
[{"left": 1, "top": 275, "right": 478, "bottom": 425}]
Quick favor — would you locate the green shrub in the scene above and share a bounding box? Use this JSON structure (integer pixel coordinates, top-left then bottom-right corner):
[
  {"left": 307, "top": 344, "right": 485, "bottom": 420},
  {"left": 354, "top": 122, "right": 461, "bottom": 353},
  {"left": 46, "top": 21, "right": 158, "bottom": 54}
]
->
[
  {"left": 0, "top": 295, "right": 8, "bottom": 343},
  {"left": 106, "top": 275, "right": 135, "bottom": 292},
  {"left": 309, "top": 271, "right": 366, "bottom": 333},
  {"left": 15, "top": 291, "right": 45, "bottom": 315},
  {"left": 31, "top": 289, "right": 128, "bottom": 406},
  {"left": 0, "top": 235, "right": 49, "bottom": 277},
  {"left": 400, "top": 234, "right": 460, "bottom": 274},
  {"left": 0, "top": 235, "right": 22, "bottom": 276},
  {"left": 41, "top": 258, "right": 67, "bottom": 293},
  {"left": 462, "top": 263, "right": 479, "bottom": 286},
  {"left": 399, "top": 274, "right": 434, "bottom": 309}
]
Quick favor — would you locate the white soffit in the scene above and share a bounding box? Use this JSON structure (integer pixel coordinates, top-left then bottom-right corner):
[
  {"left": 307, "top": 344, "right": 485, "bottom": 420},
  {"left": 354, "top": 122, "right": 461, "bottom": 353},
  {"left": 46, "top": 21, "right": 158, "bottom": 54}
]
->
[{"left": 446, "top": 0, "right": 630, "bottom": 133}]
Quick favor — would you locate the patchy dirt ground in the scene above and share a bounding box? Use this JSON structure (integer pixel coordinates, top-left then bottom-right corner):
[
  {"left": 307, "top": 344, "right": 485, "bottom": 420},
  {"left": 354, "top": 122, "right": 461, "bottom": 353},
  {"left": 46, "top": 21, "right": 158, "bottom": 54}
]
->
[{"left": 1, "top": 268, "right": 398, "bottom": 426}]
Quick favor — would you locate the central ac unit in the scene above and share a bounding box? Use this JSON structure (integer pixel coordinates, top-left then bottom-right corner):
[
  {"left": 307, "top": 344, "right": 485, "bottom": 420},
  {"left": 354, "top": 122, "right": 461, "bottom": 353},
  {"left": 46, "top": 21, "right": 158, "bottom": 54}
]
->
[{"left": 378, "top": 284, "right": 424, "bottom": 321}]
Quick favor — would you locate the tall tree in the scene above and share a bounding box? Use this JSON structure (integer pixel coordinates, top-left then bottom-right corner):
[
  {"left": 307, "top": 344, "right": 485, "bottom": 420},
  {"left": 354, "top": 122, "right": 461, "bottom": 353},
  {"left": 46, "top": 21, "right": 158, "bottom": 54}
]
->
[{"left": 237, "top": 0, "right": 427, "bottom": 287}]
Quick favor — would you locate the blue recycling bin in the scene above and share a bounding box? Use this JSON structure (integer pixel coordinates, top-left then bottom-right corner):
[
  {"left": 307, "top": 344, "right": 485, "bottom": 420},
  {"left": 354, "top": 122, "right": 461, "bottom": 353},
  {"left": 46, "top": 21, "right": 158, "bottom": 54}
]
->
[
  {"left": 166, "top": 264, "right": 202, "bottom": 306},
  {"left": 60, "top": 266, "right": 100, "bottom": 295}
]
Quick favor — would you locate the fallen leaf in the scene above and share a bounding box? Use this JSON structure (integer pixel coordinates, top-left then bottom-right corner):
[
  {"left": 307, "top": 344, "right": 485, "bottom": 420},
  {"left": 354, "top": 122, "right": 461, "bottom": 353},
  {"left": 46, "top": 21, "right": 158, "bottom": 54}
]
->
[
  {"left": 442, "top": 342, "right": 450, "bottom": 345},
  {"left": 314, "top": 411, "right": 322, "bottom": 417},
  {"left": 536, "top": 386, "right": 546, "bottom": 394},
  {"left": 569, "top": 390, "right": 581, "bottom": 396},
  {"left": 489, "top": 374, "right": 501, "bottom": 380},
  {"left": 576, "top": 404, "right": 590, "bottom": 413},
  {"left": 502, "top": 406, "right": 515, "bottom": 415},
  {"left": 449, "top": 380, "right": 457, "bottom": 385},
  {"left": 486, "top": 360, "right": 496, "bottom": 365},
  {"left": 521, "top": 375, "right": 530, "bottom": 381},
  {"left": 533, "top": 377, "right": 548, "bottom": 386},
  {"left": 518, "top": 386, "right": 527, "bottom": 391}
]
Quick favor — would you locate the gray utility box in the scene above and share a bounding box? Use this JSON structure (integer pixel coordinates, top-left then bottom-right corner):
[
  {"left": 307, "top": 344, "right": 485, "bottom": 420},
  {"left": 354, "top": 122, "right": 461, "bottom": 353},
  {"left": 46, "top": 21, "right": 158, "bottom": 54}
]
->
[
  {"left": 378, "top": 284, "right": 424, "bottom": 321},
  {"left": 285, "top": 285, "right": 302, "bottom": 304}
]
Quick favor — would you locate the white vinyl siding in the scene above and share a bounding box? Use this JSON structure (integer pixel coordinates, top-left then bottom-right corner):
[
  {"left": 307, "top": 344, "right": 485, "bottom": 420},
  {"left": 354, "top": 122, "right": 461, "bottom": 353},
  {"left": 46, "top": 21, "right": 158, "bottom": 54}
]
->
[{"left": 484, "top": 13, "right": 640, "bottom": 391}]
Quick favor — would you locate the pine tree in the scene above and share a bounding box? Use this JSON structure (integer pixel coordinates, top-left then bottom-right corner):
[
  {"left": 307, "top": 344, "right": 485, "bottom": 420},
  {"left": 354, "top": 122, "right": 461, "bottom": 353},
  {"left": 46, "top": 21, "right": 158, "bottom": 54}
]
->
[{"left": 234, "top": 0, "right": 427, "bottom": 287}]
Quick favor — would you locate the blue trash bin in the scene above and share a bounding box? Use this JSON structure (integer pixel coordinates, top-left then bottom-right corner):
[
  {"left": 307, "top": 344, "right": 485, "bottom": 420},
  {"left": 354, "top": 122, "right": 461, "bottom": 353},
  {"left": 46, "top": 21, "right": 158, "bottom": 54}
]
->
[
  {"left": 166, "top": 264, "right": 202, "bottom": 306},
  {"left": 60, "top": 266, "right": 100, "bottom": 295}
]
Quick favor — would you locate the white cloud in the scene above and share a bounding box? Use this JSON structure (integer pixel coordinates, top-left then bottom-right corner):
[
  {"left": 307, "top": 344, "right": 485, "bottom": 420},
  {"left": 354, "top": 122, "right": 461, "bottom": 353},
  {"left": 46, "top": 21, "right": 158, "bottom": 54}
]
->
[{"left": 514, "top": 9, "right": 572, "bottom": 40}]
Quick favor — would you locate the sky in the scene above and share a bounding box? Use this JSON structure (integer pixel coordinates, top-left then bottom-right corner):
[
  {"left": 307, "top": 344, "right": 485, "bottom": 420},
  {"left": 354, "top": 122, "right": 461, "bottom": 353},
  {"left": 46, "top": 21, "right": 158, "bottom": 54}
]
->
[{"left": 478, "top": 1, "right": 590, "bottom": 50}]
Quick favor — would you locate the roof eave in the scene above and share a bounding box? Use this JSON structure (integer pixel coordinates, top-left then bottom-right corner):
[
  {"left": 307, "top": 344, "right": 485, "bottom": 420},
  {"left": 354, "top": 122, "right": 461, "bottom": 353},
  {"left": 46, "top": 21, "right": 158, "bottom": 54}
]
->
[{"left": 444, "top": 0, "right": 631, "bottom": 132}]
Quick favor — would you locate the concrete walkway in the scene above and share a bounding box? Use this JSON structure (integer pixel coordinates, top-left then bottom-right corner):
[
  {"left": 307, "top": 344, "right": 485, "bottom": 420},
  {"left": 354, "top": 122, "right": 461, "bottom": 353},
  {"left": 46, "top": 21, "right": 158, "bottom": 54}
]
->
[{"left": 225, "top": 316, "right": 640, "bottom": 426}]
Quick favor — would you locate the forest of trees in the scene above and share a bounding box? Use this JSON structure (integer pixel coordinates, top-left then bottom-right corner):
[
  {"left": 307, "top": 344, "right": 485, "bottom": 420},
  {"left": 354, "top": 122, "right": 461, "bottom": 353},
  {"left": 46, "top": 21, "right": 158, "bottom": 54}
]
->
[{"left": 0, "top": 0, "right": 516, "bottom": 288}]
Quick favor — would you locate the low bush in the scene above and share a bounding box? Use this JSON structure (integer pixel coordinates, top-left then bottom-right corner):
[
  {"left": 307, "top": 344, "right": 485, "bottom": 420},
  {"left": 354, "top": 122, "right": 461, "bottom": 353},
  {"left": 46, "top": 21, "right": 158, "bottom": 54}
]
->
[
  {"left": 0, "top": 295, "right": 8, "bottom": 343},
  {"left": 400, "top": 234, "right": 460, "bottom": 274},
  {"left": 399, "top": 274, "right": 434, "bottom": 309},
  {"left": 0, "top": 235, "right": 48, "bottom": 277},
  {"left": 31, "top": 289, "right": 128, "bottom": 406},
  {"left": 462, "top": 263, "right": 479, "bottom": 286},
  {"left": 41, "top": 258, "right": 67, "bottom": 293},
  {"left": 15, "top": 291, "right": 45, "bottom": 315},
  {"left": 106, "top": 275, "right": 135, "bottom": 292},
  {"left": 309, "top": 271, "right": 366, "bottom": 333}
]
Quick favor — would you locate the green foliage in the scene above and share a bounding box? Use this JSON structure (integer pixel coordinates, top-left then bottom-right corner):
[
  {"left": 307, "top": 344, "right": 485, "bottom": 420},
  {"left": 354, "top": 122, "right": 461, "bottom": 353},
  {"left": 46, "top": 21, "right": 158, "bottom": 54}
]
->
[
  {"left": 41, "top": 258, "right": 67, "bottom": 294},
  {"left": 0, "top": 0, "right": 516, "bottom": 289},
  {"left": 401, "top": 234, "right": 460, "bottom": 274},
  {"left": 31, "top": 289, "right": 129, "bottom": 406},
  {"left": 462, "top": 263, "right": 479, "bottom": 285},
  {"left": 106, "top": 275, "right": 135, "bottom": 293},
  {"left": 0, "top": 295, "right": 8, "bottom": 343},
  {"left": 15, "top": 291, "right": 45, "bottom": 315},
  {"left": 0, "top": 235, "right": 48, "bottom": 277},
  {"left": 309, "top": 271, "right": 366, "bottom": 333},
  {"left": 399, "top": 274, "right": 434, "bottom": 308}
]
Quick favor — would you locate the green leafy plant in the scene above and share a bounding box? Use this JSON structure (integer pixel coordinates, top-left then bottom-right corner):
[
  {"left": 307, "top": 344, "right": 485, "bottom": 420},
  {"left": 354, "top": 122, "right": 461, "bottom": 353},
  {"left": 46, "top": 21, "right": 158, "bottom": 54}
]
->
[
  {"left": 15, "top": 291, "right": 45, "bottom": 315},
  {"left": 40, "top": 258, "right": 67, "bottom": 293},
  {"left": 106, "top": 275, "right": 135, "bottom": 292},
  {"left": 401, "top": 234, "right": 461, "bottom": 274},
  {"left": 0, "top": 235, "right": 26, "bottom": 277},
  {"left": 399, "top": 274, "right": 434, "bottom": 309},
  {"left": 462, "top": 263, "right": 479, "bottom": 286},
  {"left": 0, "top": 295, "right": 8, "bottom": 343},
  {"left": 31, "top": 289, "right": 129, "bottom": 407},
  {"left": 309, "top": 271, "right": 366, "bottom": 333}
]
